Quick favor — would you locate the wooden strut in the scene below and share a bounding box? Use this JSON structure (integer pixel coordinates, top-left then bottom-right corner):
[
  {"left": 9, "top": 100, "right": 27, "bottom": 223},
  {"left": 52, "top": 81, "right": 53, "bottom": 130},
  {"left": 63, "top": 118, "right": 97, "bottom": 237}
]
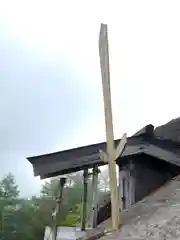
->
[
  {"left": 99, "top": 23, "right": 127, "bottom": 231},
  {"left": 81, "top": 169, "right": 89, "bottom": 231},
  {"left": 91, "top": 165, "right": 100, "bottom": 228},
  {"left": 52, "top": 177, "right": 66, "bottom": 240}
]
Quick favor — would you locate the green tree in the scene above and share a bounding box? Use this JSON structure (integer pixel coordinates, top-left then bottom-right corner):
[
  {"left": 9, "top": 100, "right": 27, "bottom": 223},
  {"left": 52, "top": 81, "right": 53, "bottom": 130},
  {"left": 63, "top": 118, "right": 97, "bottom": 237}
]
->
[
  {"left": 0, "top": 173, "right": 19, "bottom": 199},
  {"left": 40, "top": 173, "right": 85, "bottom": 226},
  {"left": 0, "top": 171, "right": 108, "bottom": 240},
  {"left": 0, "top": 173, "right": 19, "bottom": 240}
]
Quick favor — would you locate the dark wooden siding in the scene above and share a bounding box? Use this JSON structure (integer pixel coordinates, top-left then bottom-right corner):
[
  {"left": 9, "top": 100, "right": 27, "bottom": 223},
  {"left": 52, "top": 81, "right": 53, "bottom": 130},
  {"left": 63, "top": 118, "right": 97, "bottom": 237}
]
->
[
  {"left": 131, "top": 154, "right": 177, "bottom": 202},
  {"left": 95, "top": 154, "right": 180, "bottom": 226}
]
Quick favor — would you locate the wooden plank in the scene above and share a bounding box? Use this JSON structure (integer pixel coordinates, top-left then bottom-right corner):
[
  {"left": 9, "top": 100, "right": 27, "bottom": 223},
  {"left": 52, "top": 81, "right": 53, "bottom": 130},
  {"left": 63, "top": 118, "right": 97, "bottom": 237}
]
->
[
  {"left": 99, "top": 23, "right": 120, "bottom": 230},
  {"left": 91, "top": 165, "right": 99, "bottom": 228},
  {"left": 99, "top": 133, "right": 127, "bottom": 163},
  {"left": 99, "top": 150, "right": 108, "bottom": 163},
  {"left": 81, "top": 169, "right": 89, "bottom": 231},
  {"left": 52, "top": 177, "right": 66, "bottom": 240},
  {"left": 115, "top": 133, "right": 127, "bottom": 160},
  {"left": 85, "top": 228, "right": 105, "bottom": 240}
]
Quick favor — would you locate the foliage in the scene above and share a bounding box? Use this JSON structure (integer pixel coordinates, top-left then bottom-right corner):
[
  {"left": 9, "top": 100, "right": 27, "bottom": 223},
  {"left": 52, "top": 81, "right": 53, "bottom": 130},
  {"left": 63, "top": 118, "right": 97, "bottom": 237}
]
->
[
  {"left": 0, "top": 173, "right": 19, "bottom": 199},
  {"left": 0, "top": 169, "right": 109, "bottom": 239}
]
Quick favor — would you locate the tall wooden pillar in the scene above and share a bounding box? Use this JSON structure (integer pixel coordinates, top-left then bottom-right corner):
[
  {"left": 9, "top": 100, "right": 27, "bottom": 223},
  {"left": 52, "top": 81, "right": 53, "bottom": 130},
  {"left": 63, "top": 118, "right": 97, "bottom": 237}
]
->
[
  {"left": 118, "top": 162, "right": 135, "bottom": 211},
  {"left": 81, "top": 169, "right": 88, "bottom": 231},
  {"left": 129, "top": 162, "right": 135, "bottom": 206},
  {"left": 99, "top": 23, "right": 127, "bottom": 230},
  {"left": 52, "top": 177, "right": 66, "bottom": 240},
  {"left": 91, "top": 165, "right": 99, "bottom": 228}
]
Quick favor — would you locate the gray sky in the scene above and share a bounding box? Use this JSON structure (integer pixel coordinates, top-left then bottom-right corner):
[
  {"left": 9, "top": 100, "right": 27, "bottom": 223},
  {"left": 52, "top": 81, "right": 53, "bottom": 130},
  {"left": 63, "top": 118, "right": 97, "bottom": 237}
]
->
[{"left": 0, "top": 0, "right": 180, "bottom": 196}]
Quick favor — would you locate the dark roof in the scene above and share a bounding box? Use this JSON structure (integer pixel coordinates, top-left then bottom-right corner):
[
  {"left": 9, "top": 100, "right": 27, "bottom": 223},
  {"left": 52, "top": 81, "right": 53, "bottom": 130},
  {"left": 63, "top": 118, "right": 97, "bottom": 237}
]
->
[
  {"left": 27, "top": 135, "right": 147, "bottom": 179},
  {"left": 133, "top": 124, "right": 154, "bottom": 137},
  {"left": 27, "top": 121, "right": 180, "bottom": 179},
  {"left": 155, "top": 117, "right": 180, "bottom": 142}
]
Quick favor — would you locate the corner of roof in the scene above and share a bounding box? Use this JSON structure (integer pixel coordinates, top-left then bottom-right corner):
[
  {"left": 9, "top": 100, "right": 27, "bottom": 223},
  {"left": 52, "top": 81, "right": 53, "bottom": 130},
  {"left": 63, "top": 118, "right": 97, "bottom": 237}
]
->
[{"left": 133, "top": 124, "right": 154, "bottom": 137}]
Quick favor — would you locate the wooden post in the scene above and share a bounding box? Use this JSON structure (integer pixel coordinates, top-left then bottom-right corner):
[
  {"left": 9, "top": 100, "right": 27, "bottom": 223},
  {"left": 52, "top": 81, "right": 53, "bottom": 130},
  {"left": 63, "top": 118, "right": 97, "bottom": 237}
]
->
[
  {"left": 91, "top": 165, "right": 99, "bottom": 228},
  {"left": 99, "top": 23, "right": 127, "bottom": 230},
  {"left": 81, "top": 169, "right": 88, "bottom": 231},
  {"left": 52, "top": 177, "right": 66, "bottom": 240}
]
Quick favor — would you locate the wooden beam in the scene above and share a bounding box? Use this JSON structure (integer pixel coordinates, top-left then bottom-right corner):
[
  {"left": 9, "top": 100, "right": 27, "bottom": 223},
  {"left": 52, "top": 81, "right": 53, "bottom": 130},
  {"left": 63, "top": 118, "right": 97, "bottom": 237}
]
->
[
  {"left": 115, "top": 133, "right": 127, "bottom": 160},
  {"left": 52, "top": 177, "right": 66, "bottom": 240},
  {"left": 99, "top": 149, "right": 108, "bottom": 163},
  {"left": 99, "top": 134, "right": 127, "bottom": 163},
  {"left": 99, "top": 23, "right": 120, "bottom": 230},
  {"left": 81, "top": 169, "right": 89, "bottom": 231},
  {"left": 91, "top": 165, "right": 99, "bottom": 228}
]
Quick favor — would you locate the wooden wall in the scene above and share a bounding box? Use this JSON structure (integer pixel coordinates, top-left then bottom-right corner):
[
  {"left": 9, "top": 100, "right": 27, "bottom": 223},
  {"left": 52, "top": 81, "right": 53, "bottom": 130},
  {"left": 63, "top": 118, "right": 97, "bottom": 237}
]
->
[
  {"left": 96, "top": 154, "right": 179, "bottom": 226},
  {"left": 118, "top": 154, "right": 177, "bottom": 210}
]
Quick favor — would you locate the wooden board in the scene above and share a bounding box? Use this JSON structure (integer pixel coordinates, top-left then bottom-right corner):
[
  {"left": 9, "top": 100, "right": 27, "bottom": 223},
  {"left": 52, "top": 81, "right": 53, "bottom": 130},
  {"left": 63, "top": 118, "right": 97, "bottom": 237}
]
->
[{"left": 99, "top": 23, "right": 120, "bottom": 230}]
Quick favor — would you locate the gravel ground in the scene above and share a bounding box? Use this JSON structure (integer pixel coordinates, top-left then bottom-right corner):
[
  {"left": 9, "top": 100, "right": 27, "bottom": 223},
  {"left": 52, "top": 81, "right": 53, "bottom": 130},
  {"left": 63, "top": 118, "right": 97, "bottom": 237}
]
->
[{"left": 99, "top": 175, "right": 180, "bottom": 240}]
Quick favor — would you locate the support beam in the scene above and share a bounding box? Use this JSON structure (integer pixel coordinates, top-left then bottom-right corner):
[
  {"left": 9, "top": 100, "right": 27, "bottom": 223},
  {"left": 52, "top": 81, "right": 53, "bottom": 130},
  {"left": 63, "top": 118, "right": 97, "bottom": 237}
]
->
[
  {"left": 91, "top": 165, "right": 100, "bottom": 228},
  {"left": 99, "top": 133, "right": 127, "bottom": 163},
  {"left": 115, "top": 133, "right": 127, "bottom": 160},
  {"left": 99, "top": 23, "right": 126, "bottom": 230},
  {"left": 52, "top": 177, "right": 66, "bottom": 240},
  {"left": 81, "top": 169, "right": 88, "bottom": 231}
]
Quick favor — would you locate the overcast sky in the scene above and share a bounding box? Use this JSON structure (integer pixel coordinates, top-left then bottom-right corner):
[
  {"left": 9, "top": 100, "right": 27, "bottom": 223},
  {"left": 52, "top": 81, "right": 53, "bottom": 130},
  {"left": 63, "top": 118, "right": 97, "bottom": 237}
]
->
[{"left": 0, "top": 0, "right": 180, "bottom": 196}]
